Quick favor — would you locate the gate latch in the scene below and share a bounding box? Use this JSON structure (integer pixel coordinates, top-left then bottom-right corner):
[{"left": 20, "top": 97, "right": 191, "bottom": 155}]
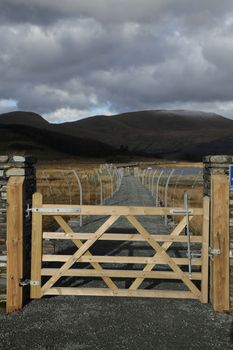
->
[
  {"left": 209, "top": 248, "right": 221, "bottom": 257},
  {"left": 189, "top": 251, "right": 202, "bottom": 258},
  {"left": 19, "top": 279, "right": 40, "bottom": 287}
]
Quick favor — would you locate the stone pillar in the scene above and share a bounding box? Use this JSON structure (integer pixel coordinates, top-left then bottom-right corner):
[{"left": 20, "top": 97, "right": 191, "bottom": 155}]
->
[
  {"left": 0, "top": 155, "right": 36, "bottom": 311},
  {"left": 203, "top": 155, "right": 233, "bottom": 310}
]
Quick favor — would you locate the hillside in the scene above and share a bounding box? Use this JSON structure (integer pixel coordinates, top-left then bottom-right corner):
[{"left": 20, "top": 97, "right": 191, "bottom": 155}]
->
[
  {"left": 58, "top": 110, "right": 233, "bottom": 160},
  {"left": 1, "top": 110, "right": 233, "bottom": 160},
  {"left": 0, "top": 112, "right": 115, "bottom": 159}
]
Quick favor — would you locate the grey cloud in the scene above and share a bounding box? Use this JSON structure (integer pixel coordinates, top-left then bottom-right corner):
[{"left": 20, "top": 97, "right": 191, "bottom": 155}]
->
[
  {"left": 1, "top": 0, "right": 233, "bottom": 27},
  {"left": 0, "top": 1, "right": 233, "bottom": 121}
]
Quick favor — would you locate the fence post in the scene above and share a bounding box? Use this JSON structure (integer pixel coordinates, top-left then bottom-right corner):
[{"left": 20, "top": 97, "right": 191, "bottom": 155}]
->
[
  {"left": 203, "top": 155, "right": 233, "bottom": 312},
  {"left": 151, "top": 169, "right": 158, "bottom": 195},
  {"left": 164, "top": 169, "right": 175, "bottom": 225},
  {"left": 106, "top": 167, "right": 114, "bottom": 197},
  {"left": 95, "top": 170, "right": 103, "bottom": 205},
  {"left": 6, "top": 177, "right": 24, "bottom": 312},
  {"left": 201, "top": 196, "right": 210, "bottom": 304},
  {"left": 73, "top": 170, "right": 83, "bottom": 226},
  {"left": 142, "top": 169, "right": 146, "bottom": 185},
  {"left": 211, "top": 174, "right": 229, "bottom": 311},
  {"left": 155, "top": 170, "right": 164, "bottom": 206}
]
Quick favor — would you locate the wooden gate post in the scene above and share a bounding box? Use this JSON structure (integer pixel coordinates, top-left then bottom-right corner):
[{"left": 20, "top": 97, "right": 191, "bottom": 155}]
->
[
  {"left": 6, "top": 176, "right": 25, "bottom": 313},
  {"left": 211, "top": 174, "right": 229, "bottom": 312}
]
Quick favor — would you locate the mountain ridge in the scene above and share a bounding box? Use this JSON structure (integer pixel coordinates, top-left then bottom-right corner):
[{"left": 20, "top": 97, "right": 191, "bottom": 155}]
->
[{"left": 1, "top": 109, "right": 233, "bottom": 160}]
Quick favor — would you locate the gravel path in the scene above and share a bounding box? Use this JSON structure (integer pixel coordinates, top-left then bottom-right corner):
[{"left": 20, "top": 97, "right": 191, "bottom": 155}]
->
[{"left": 0, "top": 175, "right": 233, "bottom": 350}]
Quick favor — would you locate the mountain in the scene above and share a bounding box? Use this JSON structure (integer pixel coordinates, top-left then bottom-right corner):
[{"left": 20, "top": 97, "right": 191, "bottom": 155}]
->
[
  {"left": 1, "top": 109, "right": 233, "bottom": 160},
  {"left": 0, "top": 111, "right": 115, "bottom": 159},
  {"left": 58, "top": 110, "right": 233, "bottom": 160}
]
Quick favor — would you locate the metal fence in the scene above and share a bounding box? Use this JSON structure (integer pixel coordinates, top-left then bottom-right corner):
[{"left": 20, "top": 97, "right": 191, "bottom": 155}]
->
[
  {"left": 138, "top": 166, "right": 203, "bottom": 225},
  {"left": 36, "top": 164, "right": 124, "bottom": 227}
]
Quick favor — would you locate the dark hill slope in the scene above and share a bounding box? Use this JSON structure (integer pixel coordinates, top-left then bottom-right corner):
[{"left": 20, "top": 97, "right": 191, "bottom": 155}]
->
[
  {"left": 1, "top": 110, "right": 233, "bottom": 160},
  {"left": 0, "top": 111, "right": 49, "bottom": 128},
  {"left": 58, "top": 110, "right": 233, "bottom": 159},
  {"left": 0, "top": 112, "right": 115, "bottom": 158}
]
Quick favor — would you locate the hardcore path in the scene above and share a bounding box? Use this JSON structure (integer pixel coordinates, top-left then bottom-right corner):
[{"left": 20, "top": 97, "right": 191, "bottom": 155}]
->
[
  {"left": 0, "top": 176, "right": 233, "bottom": 350},
  {"left": 69, "top": 175, "right": 168, "bottom": 235}
]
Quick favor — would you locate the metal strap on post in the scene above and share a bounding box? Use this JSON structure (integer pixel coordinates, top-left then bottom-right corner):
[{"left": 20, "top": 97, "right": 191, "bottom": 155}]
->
[{"left": 27, "top": 206, "right": 81, "bottom": 215}]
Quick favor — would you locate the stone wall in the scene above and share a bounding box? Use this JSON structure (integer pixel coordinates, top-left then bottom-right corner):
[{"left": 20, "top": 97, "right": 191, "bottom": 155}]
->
[
  {"left": 0, "top": 155, "right": 36, "bottom": 311},
  {"left": 203, "top": 155, "right": 233, "bottom": 309}
]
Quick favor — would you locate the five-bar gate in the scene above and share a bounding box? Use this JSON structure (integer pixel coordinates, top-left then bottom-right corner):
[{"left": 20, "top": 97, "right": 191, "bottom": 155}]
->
[{"left": 30, "top": 193, "right": 209, "bottom": 302}]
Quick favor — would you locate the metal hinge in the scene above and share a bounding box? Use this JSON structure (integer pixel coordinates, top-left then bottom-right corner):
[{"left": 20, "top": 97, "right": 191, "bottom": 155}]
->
[
  {"left": 19, "top": 279, "right": 40, "bottom": 287},
  {"left": 26, "top": 204, "right": 81, "bottom": 217},
  {"left": 209, "top": 248, "right": 221, "bottom": 256}
]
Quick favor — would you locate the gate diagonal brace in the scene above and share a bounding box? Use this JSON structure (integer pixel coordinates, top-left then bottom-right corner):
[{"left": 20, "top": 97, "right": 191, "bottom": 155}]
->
[
  {"left": 126, "top": 215, "right": 201, "bottom": 299},
  {"left": 41, "top": 215, "right": 120, "bottom": 294},
  {"left": 53, "top": 216, "right": 118, "bottom": 290},
  {"left": 127, "top": 216, "right": 191, "bottom": 290}
]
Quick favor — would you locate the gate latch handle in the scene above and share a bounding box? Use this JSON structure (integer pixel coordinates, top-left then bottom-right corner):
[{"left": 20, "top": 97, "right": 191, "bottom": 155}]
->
[{"left": 19, "top": 279, "right": 39, "bottom": 287}]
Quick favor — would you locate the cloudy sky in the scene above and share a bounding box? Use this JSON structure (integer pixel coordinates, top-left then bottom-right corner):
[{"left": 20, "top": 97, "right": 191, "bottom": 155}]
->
[{"left": 0, "top": 0, "right": 233, "bottom": 122}]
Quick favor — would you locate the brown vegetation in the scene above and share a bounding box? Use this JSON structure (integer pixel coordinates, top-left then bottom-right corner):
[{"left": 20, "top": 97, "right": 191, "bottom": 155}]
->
[{"left": 143, "top": 171, "right": 203, "bottom": 234}]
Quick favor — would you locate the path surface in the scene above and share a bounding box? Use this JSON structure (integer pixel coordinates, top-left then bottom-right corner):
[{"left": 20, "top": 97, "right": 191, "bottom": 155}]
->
[
  {"left": 69, "top": 175, "right": 168, "bottom": 234},
  {"left": 0, "top": 176, "right": 233, "bottom": 350}
]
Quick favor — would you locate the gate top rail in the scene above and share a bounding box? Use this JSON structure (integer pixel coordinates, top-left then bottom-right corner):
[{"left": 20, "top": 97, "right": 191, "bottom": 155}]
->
[{"left": 30, "top": 198, "right": 204, "bottom": 217}]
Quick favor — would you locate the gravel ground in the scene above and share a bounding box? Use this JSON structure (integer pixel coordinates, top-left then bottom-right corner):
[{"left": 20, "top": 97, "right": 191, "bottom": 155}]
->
[{"left": 0, "top": 175, "right": 233, "bottom": 350}]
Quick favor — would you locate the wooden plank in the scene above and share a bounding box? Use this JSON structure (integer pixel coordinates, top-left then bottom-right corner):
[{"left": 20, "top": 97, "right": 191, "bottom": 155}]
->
[
  {"left": 42, "top": 255, "right": 202, "bottom": 265},
  {"left": 41, "top": 215, "right": 119, "bottom": 294},
  {"left": 30, "top": 193, "right": 43, "bottom": 299},
  {"left": 201, "top": 196, "right": 210, "bottom": 303},
  {"left": 41, "top": 203, "right": 203, "bottom": 216},
  {"left": 54, "top": 216, "right": 118, "bottom": 291},
  {"left": 211, "top": 175, "right": 229, "bottom": 312},
  {"left": 43, "top": 232, "right": 202, "bottom": 243},
  {"left": 41, "top": 268, "right": 202, "bottom": 280},
  {"left": 127, "top": 216, "right": 201, "bottom": 298},
  {"left": 128, "top": 216, "right": 193, "bottom": 290},
  {"left": 44, "top": 287, "right": 199, "bottom": 299},
  {"left": 6, "top": 176, "right": 24, "bottom": 313}
]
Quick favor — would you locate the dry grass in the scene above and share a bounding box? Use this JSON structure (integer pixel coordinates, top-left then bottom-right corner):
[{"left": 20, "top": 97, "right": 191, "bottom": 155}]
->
[
  {"left": 36, "top": 161, "right": 115, "bottom": 232},
  {"left": 165, "top": 186, "right": 203, "bottom": 235},
  {"left": 36, "top": 168, "right": 114, "bottom": 205},
  {"left": 143, "top": 170, "right": 203, "bottom": 235},
  {"left": 36, "top": 161, "right": 204, "bottom": 234}
]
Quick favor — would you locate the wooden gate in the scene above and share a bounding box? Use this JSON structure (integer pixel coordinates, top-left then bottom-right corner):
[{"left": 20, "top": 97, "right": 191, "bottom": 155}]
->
[{"left": 30, "top": 193, "right": 209, "bottom": 302}]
